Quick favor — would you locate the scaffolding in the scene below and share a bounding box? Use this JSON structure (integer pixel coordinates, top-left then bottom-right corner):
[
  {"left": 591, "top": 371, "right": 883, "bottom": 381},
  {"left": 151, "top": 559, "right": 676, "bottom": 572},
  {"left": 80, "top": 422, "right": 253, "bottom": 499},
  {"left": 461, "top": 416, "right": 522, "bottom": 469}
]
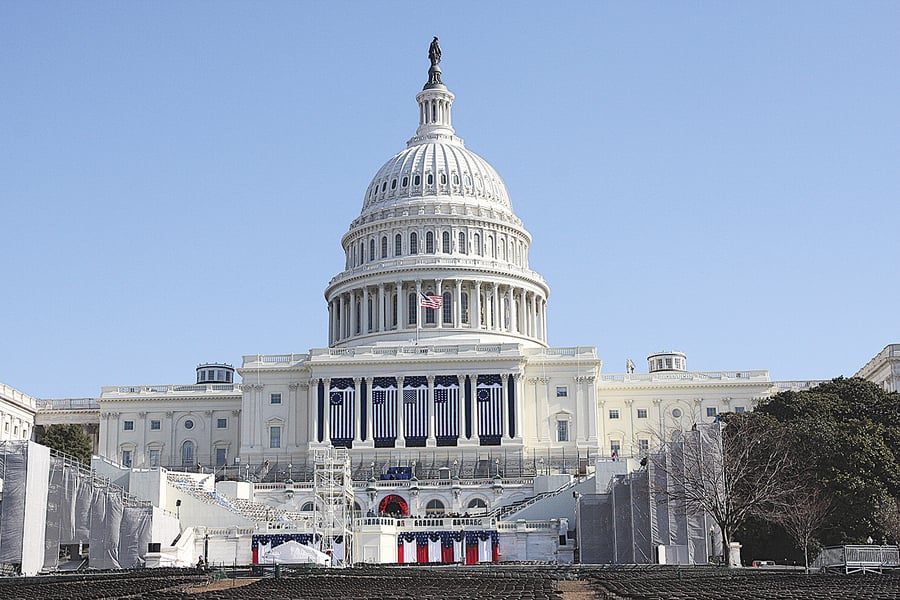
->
[{"left": 313, "top": 447, "right": 354, "bottom": 567}]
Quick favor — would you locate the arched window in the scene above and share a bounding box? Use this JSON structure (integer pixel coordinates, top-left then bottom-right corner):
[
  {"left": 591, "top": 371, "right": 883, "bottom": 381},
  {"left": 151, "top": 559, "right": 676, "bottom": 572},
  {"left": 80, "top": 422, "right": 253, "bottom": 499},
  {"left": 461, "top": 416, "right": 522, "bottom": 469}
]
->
[
  {"left": 381, "top": 181, "right": 387, "bottom": 192},
  {"left": 369, "top": 239, "right": 376, "bottom": 262},
  {"left": 407, "top": 293, "right": 417, "bottom": 325},
  {"left": 381, "top": 236, "right": 388, "bottom": 258},
  {"left": 452, "top": 173, "right": 459, "bottom": 186},
  {"left": 181, "top": 440, "right": 195, "bottom": 467},
  {"left": 488, "top": 235, "right": 495, "bottom": 258},
  {"left": 426, "top": 173, "right": 434, "bottom": 185},
  {"left": 414, "top": 174, "right": 421, "bottom": 186},
  {"left": 426, "top": 232, "right": 434, "bottom": 253},
  {"left": 395, "top": 233, "right": 402, "bottom": 256},
  {"left": 425, "top": 300, "right": 435, "bottom": 324},
  {"left": 359, "top": 241, "right": 364, "bottom": 264},
  {"left": 461, "top": 292, "right": 469, "bottom": 324},
  {"left": 402, "top": 176, "right": 409, "bottom": 187},
  {"left": 301, "top": 502, "right": 314, "bottom": 512},
  {"left": 442, "top": 292, "right": 452, "bottom": 324},
  {"left": 391, "top": 178, "right": 397, "bottom": 190},
  {"left": 467, "top": 498, "right": 488, "bottom": 510},
  {"left": 442, "top": 231, "right": 450, "bottom": 253},
  {"left": 425, "top": 499, "right": 445, "bottom": 515},
  {"left": 459, "top": 232, "right": 467, "bottom": 254},
  {"left": 474, "top": 233, "right": 481, "bottom": 256},
  {"left": 440, "top": 172, "right": 447, "bottom": 185},
  {"left": 410, "top": 232, "right": 418, "bottom": 254}
]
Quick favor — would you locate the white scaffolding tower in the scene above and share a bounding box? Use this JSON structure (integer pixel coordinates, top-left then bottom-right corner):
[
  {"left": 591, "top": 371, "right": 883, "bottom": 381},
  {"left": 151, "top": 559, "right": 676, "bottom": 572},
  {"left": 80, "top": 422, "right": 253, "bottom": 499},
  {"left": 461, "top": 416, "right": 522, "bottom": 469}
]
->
[{"left": 313, "top": 447, "right": 354, "bottom": 567}]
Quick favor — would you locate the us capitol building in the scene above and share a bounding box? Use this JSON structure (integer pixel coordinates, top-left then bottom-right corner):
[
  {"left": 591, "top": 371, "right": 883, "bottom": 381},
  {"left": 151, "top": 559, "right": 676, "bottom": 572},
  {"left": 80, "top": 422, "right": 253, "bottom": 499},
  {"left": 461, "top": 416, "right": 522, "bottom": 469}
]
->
[{"left": 1, "top": 40, "right": 896, "bottom": 569}]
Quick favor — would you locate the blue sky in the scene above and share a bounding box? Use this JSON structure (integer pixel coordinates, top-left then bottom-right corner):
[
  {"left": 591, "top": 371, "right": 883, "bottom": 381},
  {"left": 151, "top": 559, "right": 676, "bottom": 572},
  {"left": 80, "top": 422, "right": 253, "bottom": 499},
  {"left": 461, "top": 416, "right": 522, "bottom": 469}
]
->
[{"left": 2, "top": 2, "right": 898, "bottom": 398}]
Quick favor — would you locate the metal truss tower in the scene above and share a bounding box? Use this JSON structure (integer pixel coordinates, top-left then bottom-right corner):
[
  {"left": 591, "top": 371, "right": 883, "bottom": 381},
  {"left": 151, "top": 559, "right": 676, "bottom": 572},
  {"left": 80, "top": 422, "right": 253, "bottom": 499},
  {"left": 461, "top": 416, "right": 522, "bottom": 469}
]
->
[{"left": 313, "top": 447, "right": 354, "bottom": 567}]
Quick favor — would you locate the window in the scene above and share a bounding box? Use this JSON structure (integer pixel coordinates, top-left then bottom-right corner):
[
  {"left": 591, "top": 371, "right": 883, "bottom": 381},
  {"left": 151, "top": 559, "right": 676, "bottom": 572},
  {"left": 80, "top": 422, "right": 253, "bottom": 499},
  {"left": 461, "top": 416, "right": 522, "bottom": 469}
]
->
[
  {"left": 270, "top": 426, "right": 282, "bottom": 448},
  {"left": 121, "top": 450, "right": 132, "bottom": 467},
  {"left": 442, "top": 231, "right": 450, "bottom": 253},
  {"left": 181, "top": 440, "right": 195, "bottom": 467},
  {"left": 556, "top": 386, "right": 568, "bottom": 398},
  {"left": 639, "top": 439, "right": 649, "bottom": 453},
  {"left": 440, "top": 172, "right": 447, "bottom": 185},
  {"left": 461, "top": 292, "right": 469, "bottom": 324},
  {"left": 426, "top": 173, "right": 433, "bottom": 185},
  {"left": 410, "top": 232, "right": 418, "bottom": 254},
  {"left": 734, "top": 406, "right": 746, "bottom": 414},
  {"left": 149, "top": 449, "right": 160, "bottom": 467},
  {"left": 666, "top": 358, "right": 673, "bottom": 369},
  {"left": 706, "top": 407, "right": 717, "bottom": 418},
  {"left": 395, "top": 234, "right": 402, "bottom": 256},
  {"left": 442, "top": 292, "right": 452, "bottom": 323},
  {"left": 459, "top": 232, "right": 467, "bottom": 254},
  {"left": 217, "top": 418, "right": 227, "bottom": 429},
  {"left": 408, "top": 293, "right": 417, "bottom": 324},
  {"left": 608, "top": 409, "right": 619, "bottom": 419},
  {"left": 215, "top": 448, "right": 227, "bottom": 466},
  {"left": 391, "top": 178, "right": 397, "bottom": 190},
  {"left": 414, "top": 174, "right": 421, "bottom": 186},
  {"left": 271, "top": 393, "right": 282, "bottom": 405},
  {"left": 425, "top": 499, "right": 445, "bottom": 515},
  {"left": 557, "top": 420, "right": 569, "bottom": 442},
  {"left": 452, "top": 173, "right": 460, "bottom": 186},
  {"left": 123, "top": 420, "right": 134, "bottom": 431},
  {"left": 467, "top": 498, "right": 487, "bottom": 510},
  {"left": 150, "top": 420, "right": 161, "bottom": 430},
  {"left": 426, "top": 231, "right": 434, "bottom": 253},
  {"left": 381, "top": 236, "right": 388, "bottom": 258},
  {"left": 636, "top": 408, "right": 648, "bottom": 419},
  {"left": 672, "top": 408, "right": 682, "bottom": 418},
  {"left": 184, "top": 419, "right": 194, "bottom": 430},
  {"left": 369, "top": 239, "right": 375, "bottom": 261},
  {"left": 474, "top": 233, "right": 481, "bottom": 255},
  {"left": 402, "top": 176, "right": 408, "bottom": 187},
  {"left": 610, "top": 440, "right": 621, "bottom": 456},
  {"left": 301, "top": 502, "right": 314, "bottom": 512}
]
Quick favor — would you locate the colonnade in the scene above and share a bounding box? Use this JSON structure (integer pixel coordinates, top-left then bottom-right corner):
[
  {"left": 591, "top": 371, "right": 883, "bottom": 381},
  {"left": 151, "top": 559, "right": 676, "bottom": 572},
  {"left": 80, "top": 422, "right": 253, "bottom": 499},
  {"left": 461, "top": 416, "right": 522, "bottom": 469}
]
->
[
  {"left": 327, "top": 278, "right": 547, "bottom": 346},
  {"left": 307, "top": 373, "right": 525, "bottom": 449}
]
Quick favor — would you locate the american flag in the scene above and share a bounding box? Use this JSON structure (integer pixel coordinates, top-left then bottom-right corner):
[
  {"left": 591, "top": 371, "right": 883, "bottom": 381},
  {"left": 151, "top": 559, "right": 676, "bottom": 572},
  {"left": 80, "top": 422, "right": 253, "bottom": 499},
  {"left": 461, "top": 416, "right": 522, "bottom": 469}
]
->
[{"left": 420, "top": 292, "right": 443, "bottom": 309}]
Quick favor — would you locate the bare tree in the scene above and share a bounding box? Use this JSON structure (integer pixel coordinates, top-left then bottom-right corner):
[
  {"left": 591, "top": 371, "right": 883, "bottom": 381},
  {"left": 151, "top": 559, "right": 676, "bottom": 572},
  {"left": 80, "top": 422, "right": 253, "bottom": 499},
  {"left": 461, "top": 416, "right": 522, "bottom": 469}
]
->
[
  {"left": 878, "top": 496, "right": 900, "bottom": 545},
  {"left": 770, "top": 483, "right": 832, "bottom": 573},
  {"left": 652, "top": 415, "right": 800, "bottom": 566}
]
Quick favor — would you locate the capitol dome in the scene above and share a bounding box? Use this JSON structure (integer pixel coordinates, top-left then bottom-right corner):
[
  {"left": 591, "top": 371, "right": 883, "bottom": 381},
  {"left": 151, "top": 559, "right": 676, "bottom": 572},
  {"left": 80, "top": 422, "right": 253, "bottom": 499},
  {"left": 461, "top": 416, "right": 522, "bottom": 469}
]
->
[{"left": 324, "top": 40, "right": 549, "bottom": 349}]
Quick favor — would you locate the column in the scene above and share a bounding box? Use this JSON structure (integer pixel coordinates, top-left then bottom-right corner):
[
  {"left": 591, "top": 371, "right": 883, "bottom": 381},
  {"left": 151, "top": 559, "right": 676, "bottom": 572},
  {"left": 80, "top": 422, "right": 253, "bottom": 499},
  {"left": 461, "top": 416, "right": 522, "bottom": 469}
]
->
[
  {"left": 426, "top": 375, "right": 436, "bottom": 446},
  {"left": 362, "top": 287, "right": 370, "bottom": 334},
  {"left": 378, "top": 284, "right": 385, "bottom": 332},
  {"left": 396, "top": 376, "right": 405, "bottom": 447},
  {"left": 415, "top": 280, "right": 423, "bottom": 330},
  {"left": 513, "top": 373, "right": 524, "bottom": 441},
  {"left": 349, "top": 290, "right": 357, "bottom": 337},
  {"left": 339, "top": 295, "right": 346, "bottom": 340},
  {"left": 292, "top": 383, "right": 306, "bottom": 447},
  {"left": 454, "top": 279, "right": 463, "bottom": 328},
  {"left": 586, "top": 376, "right": 598, "bottom": 444},
  {"left": 500, "top": 374, "right": 510, "bottom": 440},
  {"left": 396, "top": 281, "right": 405, "bottom": 330},
  {"left": 491, "top": 283, "right": 500, "bottom": 331},
  {"left": 507, "top": 286, "right": 515, "bottom": 333},
  {"left": 307, "top": 382, "right": 317, "bottom": 446},
  {"left": 473, "top": 282, "right": 482, "bottom": 329},
  {"left": 542, "top": 297, "right": 548, "bottom": 342},
  {"left": 322, "top": 378, "right": 331, "bottom": 444},
  {"left": 289, "top": 383, "right": 300, "bottom": 448},
  {"left": 435, "top": 279, "right": 443, "bottom": 328},
  {"left": 353, "top": 377, "right": 362, "bottom": 443}
]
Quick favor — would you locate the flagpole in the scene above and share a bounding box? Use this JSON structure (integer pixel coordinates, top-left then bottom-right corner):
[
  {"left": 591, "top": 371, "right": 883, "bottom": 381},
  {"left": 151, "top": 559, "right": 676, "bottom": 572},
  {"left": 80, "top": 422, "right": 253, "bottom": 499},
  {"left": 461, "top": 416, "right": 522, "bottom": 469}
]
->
[{"left": 416, "top": 299, "right": 420, "bottom": 346}]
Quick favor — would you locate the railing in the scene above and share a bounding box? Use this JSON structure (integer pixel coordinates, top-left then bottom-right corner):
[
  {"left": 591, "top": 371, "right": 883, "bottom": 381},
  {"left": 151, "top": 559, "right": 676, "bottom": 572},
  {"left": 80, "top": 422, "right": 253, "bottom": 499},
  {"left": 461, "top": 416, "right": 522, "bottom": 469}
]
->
[
  {"left": 102, "top": 383, "right": 243, "bottom": 396},
  {"left": 35, "top": 397, "right": 99, "bottom": 410},
  {"left": 497, "top": 520, "right": 560, "bottom": 531},
  {"left": 775, "top": 380, "right": 826, "bottom": 391},
  {"left": 327, "top": 256, "right": 547, "bottom": 287},
  {"left": 813, "top": 545, "right": 900, "bottom": 573},
  {"left": 600, "top": 370, "right": 770, "bottom": 383}
]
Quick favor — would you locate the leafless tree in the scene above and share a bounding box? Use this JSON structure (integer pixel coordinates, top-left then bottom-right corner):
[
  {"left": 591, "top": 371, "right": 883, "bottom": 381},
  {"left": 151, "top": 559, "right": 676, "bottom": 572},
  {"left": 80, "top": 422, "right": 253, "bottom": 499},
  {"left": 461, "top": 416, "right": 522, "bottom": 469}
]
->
[
  {"left": 770, "top": 483, "right": 832, "bottom": 573},
  {"left": 878, "top": 496, "right": 900, "bottom": 545},
  {"left": 652, "top": 414, "right": 801, "bottom": 566}
]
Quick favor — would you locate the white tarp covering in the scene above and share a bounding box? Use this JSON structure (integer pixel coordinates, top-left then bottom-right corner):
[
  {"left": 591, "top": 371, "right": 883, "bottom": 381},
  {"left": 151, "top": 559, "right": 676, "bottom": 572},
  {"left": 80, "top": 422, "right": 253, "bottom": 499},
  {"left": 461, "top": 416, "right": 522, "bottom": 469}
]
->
[{"left": 262, "top": 540, "right": 330, "bottom": 566}]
